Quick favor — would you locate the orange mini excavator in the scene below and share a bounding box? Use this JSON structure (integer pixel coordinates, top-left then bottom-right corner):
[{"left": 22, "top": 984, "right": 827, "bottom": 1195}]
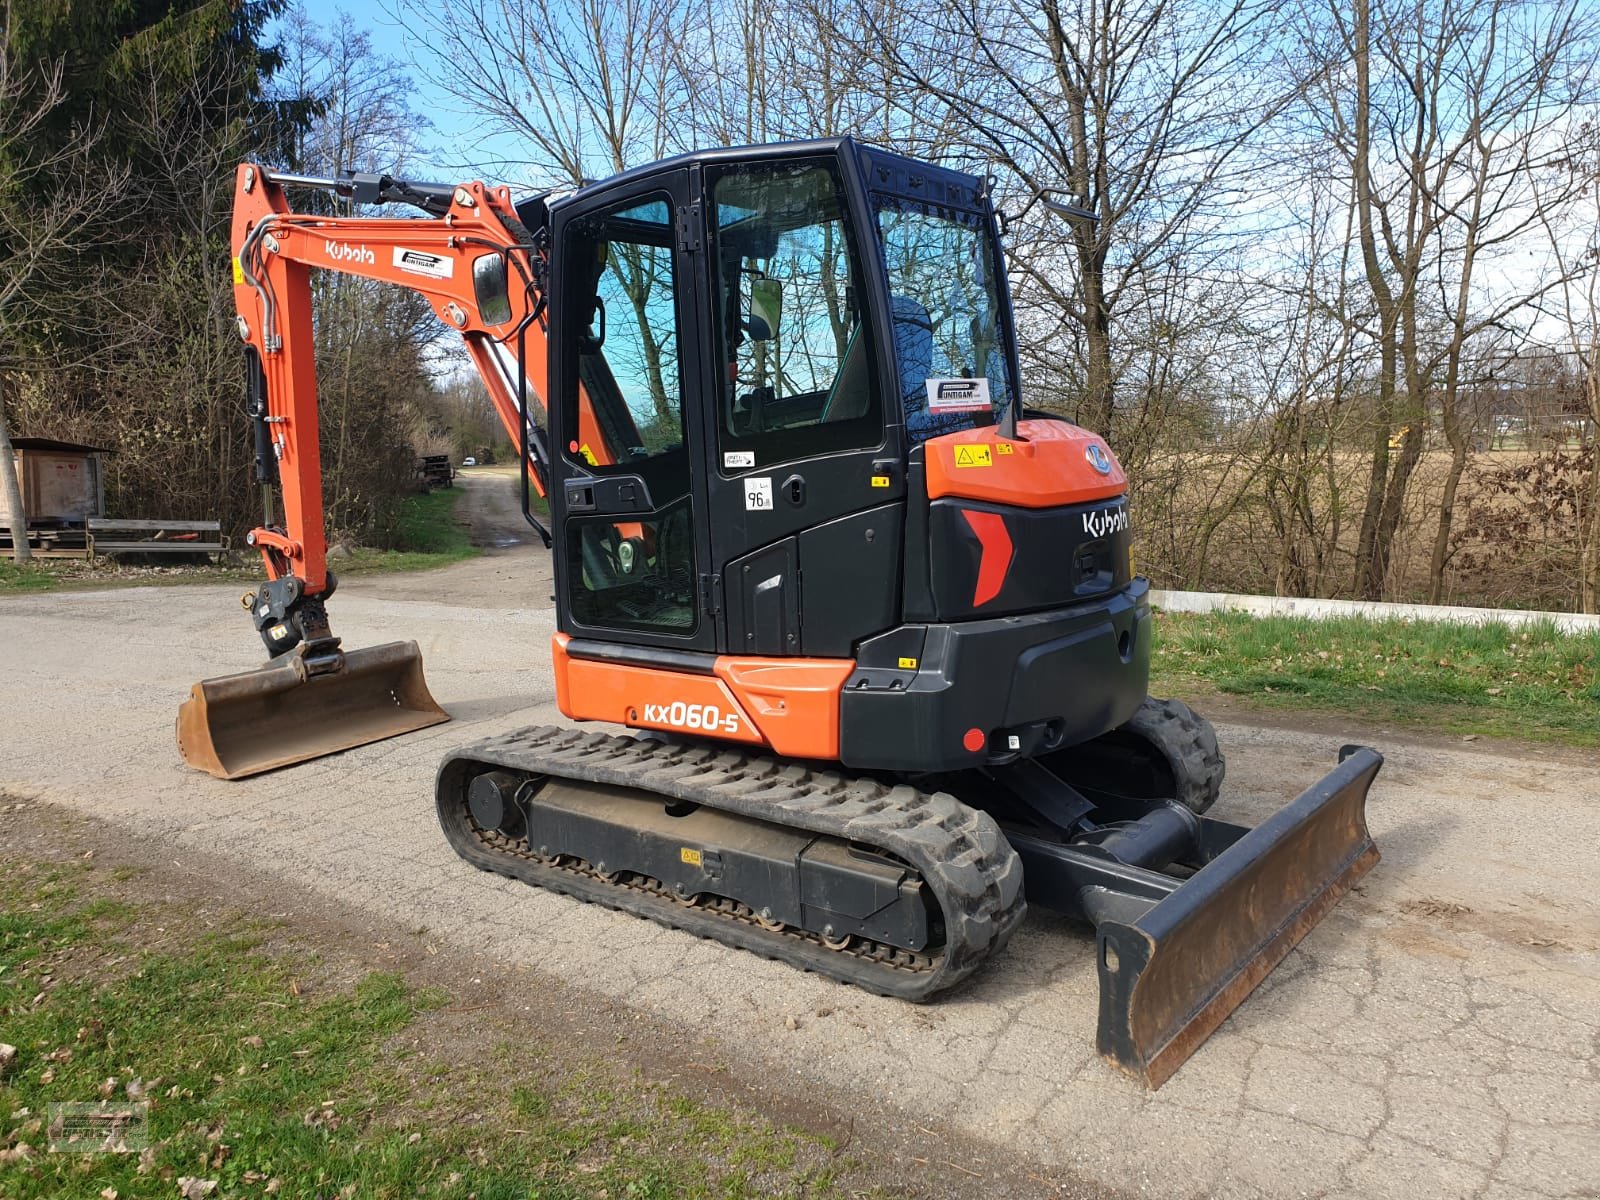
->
[{"left": 180, "top": 141, "right": 1380, "bottom": 1086}]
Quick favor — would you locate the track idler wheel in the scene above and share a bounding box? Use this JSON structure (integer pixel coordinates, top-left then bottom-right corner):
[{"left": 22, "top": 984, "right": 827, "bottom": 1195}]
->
[{"left": 1050, "top": 696, "right": 1225, "bottom": 814}]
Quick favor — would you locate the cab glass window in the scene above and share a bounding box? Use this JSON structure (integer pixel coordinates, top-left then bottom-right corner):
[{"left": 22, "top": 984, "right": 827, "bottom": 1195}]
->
[
  {"left": 560, "top": 192, "right": 697, "bottom": 637},
  {"left": 874, "top": 197, "right": 1015, "bottom": 444},
  {"left": 710, "top": 162, "right": 882, "bottom": 469},
  {"left": 560, "top": 195, "right": 686, "bottom": 487}
]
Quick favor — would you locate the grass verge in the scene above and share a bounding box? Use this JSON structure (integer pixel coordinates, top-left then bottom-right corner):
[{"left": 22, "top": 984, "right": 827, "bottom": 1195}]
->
[
  {"left": 0, "top": 560, "right": 61, "bottom": 593},
  {"left": 0, "top": 844, "right": 869, "bottom": 1199},
  {"left": 1150, "top": 608, "right": 1600, "bottom": 747},
  {"left": 337, "top": 487, "right": 478, "bottom": 576}
]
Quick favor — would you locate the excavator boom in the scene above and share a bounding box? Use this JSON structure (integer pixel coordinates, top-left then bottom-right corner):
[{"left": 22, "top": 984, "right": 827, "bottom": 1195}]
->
[{"left": 178, "top": 164, "right": 555, "bottom": 779}]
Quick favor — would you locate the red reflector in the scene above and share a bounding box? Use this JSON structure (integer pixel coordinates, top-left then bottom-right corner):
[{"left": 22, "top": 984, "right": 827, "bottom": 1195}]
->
[
  {"left": 959, "top": 509, "right": 1014, "bottom": 607},
  {"left": 962, "top": 727, "right": 986, "bottom": 753}
]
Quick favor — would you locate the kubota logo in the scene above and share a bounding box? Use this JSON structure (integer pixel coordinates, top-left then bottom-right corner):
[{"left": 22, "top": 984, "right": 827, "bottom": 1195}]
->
[
  {"left": 1082, "top": 505, "right": 1129, "bottom": 539},
  {"left": 325, "top": 241, "right": 376, "bottom": 266},
  {"left": 1085, "top": 442, "right": 1114, "bottom": 475}
]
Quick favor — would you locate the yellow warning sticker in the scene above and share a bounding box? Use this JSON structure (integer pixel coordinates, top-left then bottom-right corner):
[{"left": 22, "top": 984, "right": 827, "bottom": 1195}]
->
[
  {"left": 231, "top": 257, "right": 244, "bottom": 285},
  {"left": 897, "top": 656, "right": 919, "bottom": 670},
  {"left": 870, "top": 475, "right": 891, "bottom": 488},
  {"left": 578, "top": 443, "right": 600, "bottom": 466},
  {"left": 995, "top": 442, "right": 1014, "bottom": 455},
  {"left": 953, "top": 445, "right": 992, "bottom": 468},
  {"left": 680, "top": 847, "right": 703, "bottom": 867}
]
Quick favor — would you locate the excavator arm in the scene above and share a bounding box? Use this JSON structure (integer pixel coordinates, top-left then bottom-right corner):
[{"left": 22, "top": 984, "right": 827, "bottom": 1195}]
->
[
  {"left": 179, "top": 163, "right": 564, "bottom": 779},
  {"left": 231, "top": 162, "right": 553, "bottom": 602}
]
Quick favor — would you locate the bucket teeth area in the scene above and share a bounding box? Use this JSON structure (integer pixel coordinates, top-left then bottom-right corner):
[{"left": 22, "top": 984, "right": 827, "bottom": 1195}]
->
[{"left": 177, "top": 640, "right": 448, "bottom": 779}]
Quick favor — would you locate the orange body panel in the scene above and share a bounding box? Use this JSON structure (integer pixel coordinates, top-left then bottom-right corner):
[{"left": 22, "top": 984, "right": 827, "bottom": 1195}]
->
[
  {"left": 553, "top": 634, "right": 852, "bottom": 759},
  {"left": 713, "top": 657, "right": 855, "bottom": 759},
  {"left": 925, "top": 419, "right": 1126, "bottom": 508}
]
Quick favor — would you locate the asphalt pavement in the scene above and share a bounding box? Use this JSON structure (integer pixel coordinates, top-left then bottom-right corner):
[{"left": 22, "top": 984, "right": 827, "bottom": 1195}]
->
[{"left": 2, "top": 485, "right": 1596, "bottom": 1198}]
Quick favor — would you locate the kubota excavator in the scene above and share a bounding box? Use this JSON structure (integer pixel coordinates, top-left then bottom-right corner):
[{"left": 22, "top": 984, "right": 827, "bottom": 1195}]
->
[{"left": 179, "top": 140, "right": 1381, "bottom": 1087}]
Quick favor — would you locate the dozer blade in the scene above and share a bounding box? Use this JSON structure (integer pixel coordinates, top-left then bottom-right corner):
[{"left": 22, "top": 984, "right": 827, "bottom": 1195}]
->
[
  {"left": 177, "top": 640, "right": 449, "bottom": 779},
  {"left": 1095, "top": 746, "right": 1381, "bottom": 1087}
]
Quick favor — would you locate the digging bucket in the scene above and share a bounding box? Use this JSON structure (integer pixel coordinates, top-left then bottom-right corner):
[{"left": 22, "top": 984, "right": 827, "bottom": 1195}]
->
[
  {"left": 1094, "top": 746, "right": 1381, "bottom": 1087},
  {"left": 177, "top": 640, "right": 449, "bottom": 780}
]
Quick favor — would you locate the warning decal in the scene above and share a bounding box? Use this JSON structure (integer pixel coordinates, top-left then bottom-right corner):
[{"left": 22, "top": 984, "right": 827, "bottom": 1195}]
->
[
  {"left": 953, "top": 445, "right": 993, "bottom": 469},
  {"left": 680, "top": 847, "right": 703, "bottom": 867}
]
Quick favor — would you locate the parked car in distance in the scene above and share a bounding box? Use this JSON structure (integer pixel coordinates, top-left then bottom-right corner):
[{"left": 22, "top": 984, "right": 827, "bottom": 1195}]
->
[{"left": 462, "top": 457, "right": 477, "bottom": 467}]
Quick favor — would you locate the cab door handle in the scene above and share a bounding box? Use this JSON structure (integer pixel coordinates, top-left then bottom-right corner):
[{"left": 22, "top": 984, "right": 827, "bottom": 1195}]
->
[{"left": 783, "top": 474, "right": 806, "bottom": 507}]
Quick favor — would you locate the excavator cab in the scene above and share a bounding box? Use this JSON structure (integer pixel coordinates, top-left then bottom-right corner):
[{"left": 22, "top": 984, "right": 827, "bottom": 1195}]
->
[
  {"left": 536, "top": 140, "right": 1147, "bottom": 764},
  {"left": 540, "top": 142, "right": 1030, "bottom": 665}
]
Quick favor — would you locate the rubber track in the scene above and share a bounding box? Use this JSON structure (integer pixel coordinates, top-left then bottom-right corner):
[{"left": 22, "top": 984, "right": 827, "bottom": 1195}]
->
[{"left": 436, "top": 726, "right": 1027, "bottom": 1000}]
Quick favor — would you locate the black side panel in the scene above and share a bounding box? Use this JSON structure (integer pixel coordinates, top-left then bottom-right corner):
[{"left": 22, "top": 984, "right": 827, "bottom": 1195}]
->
[
  {"left": 725, "top": 537, "right": 800, "bottom": 656},
  {"left": 902, "top": 446, "right": 935, "bottom": 622},
  {"left": 797, "top": 502, "right": 903, "bottom": 657},
  {"left": 928, "top": 495, "right": 1132, "bottom": 621},
  {"left": 564, "top": 639, "right": 718, "bottom": 675},
  {"left": 839, "top": 580, "right": 1151, "bottom": 773}
]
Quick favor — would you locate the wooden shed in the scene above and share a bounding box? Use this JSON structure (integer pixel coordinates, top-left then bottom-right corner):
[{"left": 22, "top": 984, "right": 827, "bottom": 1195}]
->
[{"left": 0, "top": 437, "right": 108, "bottom": 556}]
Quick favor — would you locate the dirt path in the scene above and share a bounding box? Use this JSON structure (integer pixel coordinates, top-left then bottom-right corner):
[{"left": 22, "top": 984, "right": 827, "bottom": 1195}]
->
[
  {"left": 2, "top": 552, "right": 1597, "bottom": 1199},
  {"left": 455, "top": 464, "right": 538, "bottom": 550},
  {"left": 393, "top": 466, "right": 553, "bottom": 608}
]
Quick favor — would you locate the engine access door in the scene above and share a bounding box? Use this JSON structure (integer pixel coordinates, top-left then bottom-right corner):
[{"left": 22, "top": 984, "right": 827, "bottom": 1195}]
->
[
  {"left": 547, "top": 170, "right": 716, "bottom": 652},
  {"left": 701, "top": 155, "right": 904, "bottom": 659}
]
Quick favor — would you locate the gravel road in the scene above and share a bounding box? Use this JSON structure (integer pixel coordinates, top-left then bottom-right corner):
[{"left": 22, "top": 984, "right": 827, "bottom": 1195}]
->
[{"left": 2, "top": 469, "right": 1596, "bottom": 1199}]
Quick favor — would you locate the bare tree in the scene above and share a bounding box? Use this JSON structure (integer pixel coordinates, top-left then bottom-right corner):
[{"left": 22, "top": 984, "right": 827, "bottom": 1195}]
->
[
  {"left": 1299, "top": 0, "right": 1595, "bottom": 599},
  {"left": 391, "top": 0, "right": 689, "bottom": 184},
  {"left": 869, "top": 0, "right": 1289, "bottom": 440},
  {"left": 1536, "top": 120, "right": 1600, "bottom": 611},
  {"left": 0, "top": 6, "right": 126, "bottom": 561}
]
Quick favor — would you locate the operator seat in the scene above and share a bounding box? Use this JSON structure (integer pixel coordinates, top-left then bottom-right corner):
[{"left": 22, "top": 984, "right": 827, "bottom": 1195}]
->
[{"left": 893, "top": 295, "right": 969, "bottom": 444}]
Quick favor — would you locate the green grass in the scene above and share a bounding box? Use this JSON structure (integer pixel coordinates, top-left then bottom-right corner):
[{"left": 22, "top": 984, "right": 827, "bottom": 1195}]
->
[
  {"left": 0, "top": 857, "right": 867, "bottom": 1199},
  {"left": 1150, "top": 609, "right": 1600, "bottom": 747},
  {"left": 338, "top": 488, "right": 478, "bottom": 575},
  {"left": 0, "top": 560, "right": 61, "bottom": 592}
]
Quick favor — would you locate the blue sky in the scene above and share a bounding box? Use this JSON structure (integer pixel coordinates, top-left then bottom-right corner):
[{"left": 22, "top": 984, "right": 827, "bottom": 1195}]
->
[{"left": 272, "top": 0, "right": 531, "bottom": 184}]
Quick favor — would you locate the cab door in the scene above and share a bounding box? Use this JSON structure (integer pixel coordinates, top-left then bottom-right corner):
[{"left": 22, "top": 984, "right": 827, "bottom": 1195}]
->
[
  {"left": 547, "top": 169, "right": 716, "bottom": 652},
  {"left": 700, "top": 154, "right": 905, "bottom": 659}
]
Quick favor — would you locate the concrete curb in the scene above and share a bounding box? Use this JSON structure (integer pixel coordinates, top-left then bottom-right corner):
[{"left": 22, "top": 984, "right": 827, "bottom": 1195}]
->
[{"left": 1149, "top": 588, "right": 1600, "bottom": 634}]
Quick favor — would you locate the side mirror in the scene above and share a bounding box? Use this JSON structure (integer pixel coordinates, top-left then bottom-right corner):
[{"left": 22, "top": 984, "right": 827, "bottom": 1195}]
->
[{"left": 747, "top": 277, "right": 782, "bottom": 342}]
